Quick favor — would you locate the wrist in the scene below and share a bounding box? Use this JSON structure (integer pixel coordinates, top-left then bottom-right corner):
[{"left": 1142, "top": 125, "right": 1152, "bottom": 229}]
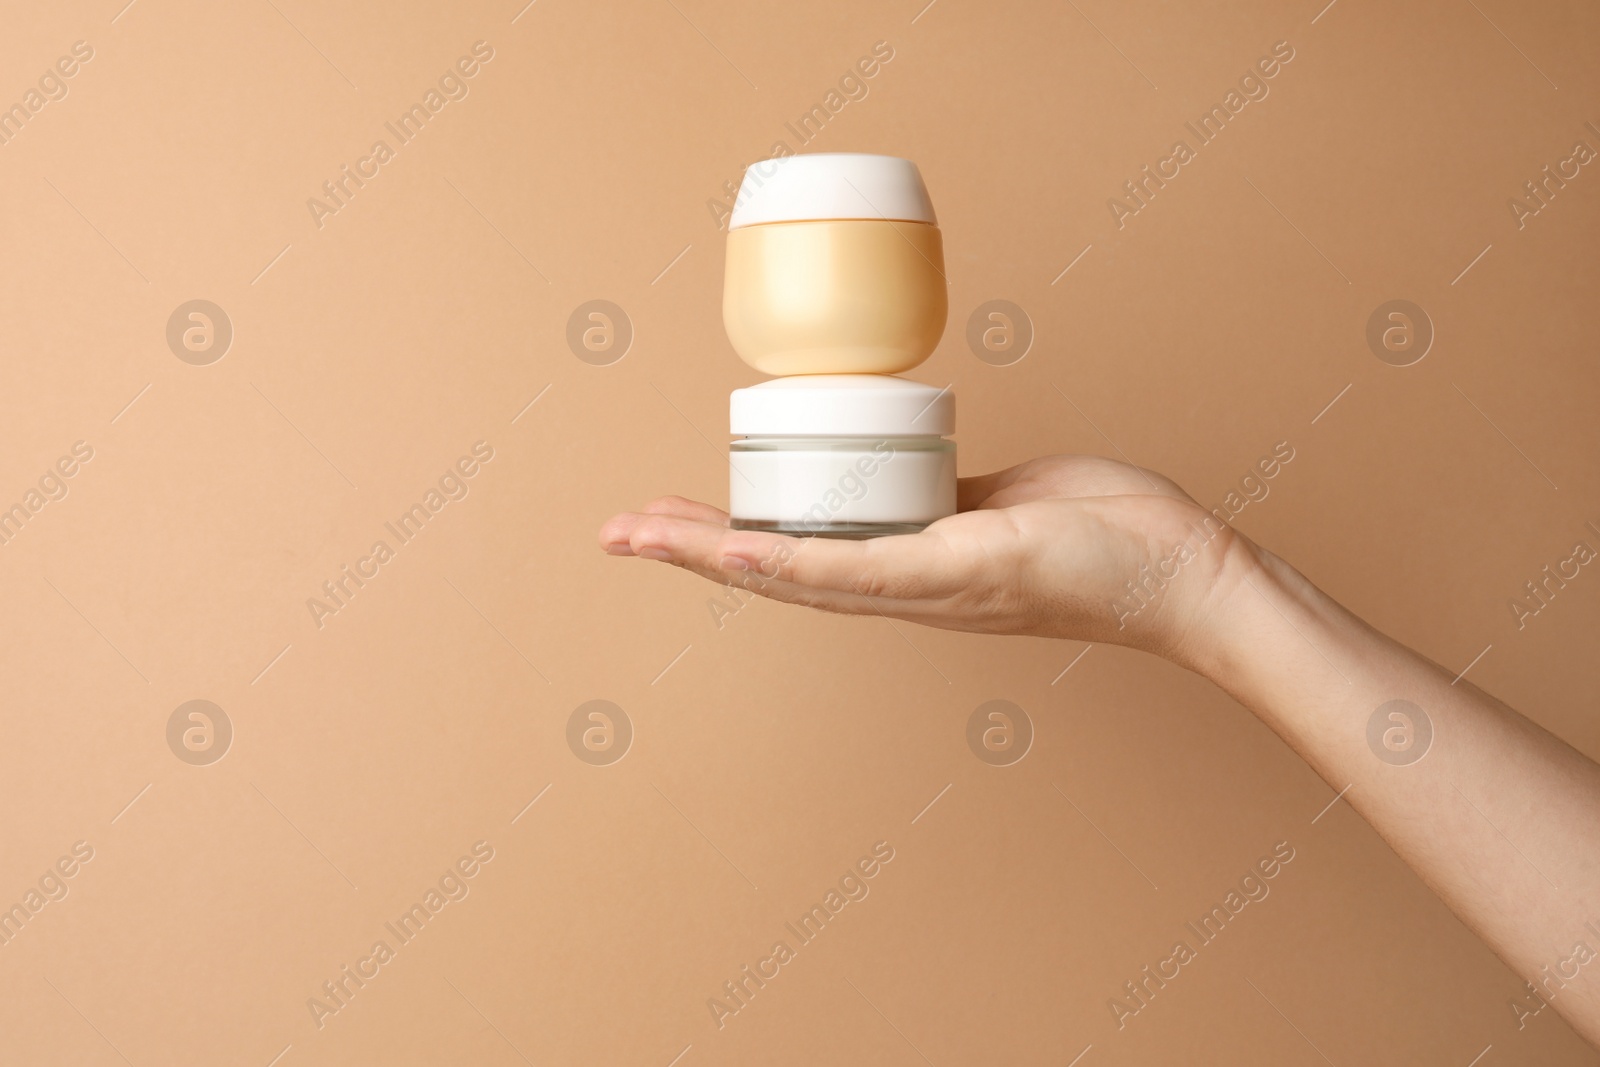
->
[
  {"left": 1164, "top": 529, "right": 1278, "bottom": 681},
  {"left": 1175, "top": 530, "right": 1375, "bottom": 718}
]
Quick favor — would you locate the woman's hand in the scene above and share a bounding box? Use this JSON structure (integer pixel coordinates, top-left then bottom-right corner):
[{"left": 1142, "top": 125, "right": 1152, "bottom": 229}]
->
[{"left": 598, "top": 454, "right": 1253, "bottom": 668}]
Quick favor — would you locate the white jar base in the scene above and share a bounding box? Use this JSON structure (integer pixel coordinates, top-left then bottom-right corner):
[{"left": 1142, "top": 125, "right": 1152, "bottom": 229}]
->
[{"left": 727, "top": 438, "right": 955, "bottom": 539}]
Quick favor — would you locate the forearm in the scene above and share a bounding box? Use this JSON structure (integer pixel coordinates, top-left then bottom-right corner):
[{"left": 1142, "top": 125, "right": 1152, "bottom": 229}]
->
[{"left": 1191, "top": 539, "right": 1600, "bottom": 1045}]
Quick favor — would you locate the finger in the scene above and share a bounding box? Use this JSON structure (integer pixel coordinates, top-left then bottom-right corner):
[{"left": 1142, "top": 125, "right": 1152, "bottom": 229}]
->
[
  {"left": 598, "top": 511, "right": 646, "bottom": 554},
  {"left": 641, "top": 495, "right": 730, "bottom": 525},
  {"left": 626, "top": 512, "right": 785, "bottom": 572},
  {"left": 731, "top": 530, "right": 967, "bottom": 601},
  {"left": 629, "top": 512, "right": 972, "bottom": 603},
  {"left": 601, "top": 497, "right": 731, "bottom": 555},
  {"left": 708, "top": 569, "right": 902, "bottom": 618},
  {"left": 623, "top": 513, "right": 945, "bottom": 618}
]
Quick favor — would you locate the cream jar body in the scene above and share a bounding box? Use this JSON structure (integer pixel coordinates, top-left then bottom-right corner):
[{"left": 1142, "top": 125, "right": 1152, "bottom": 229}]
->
[
  {"left": 723, "top": 219, "right": 947, "bottom": 377},
  {"left": 728, "top": 375, "right": 955, "bottom": 539},
  {"left": 723, "top": 153, "right": 946, "bottom": 377},
  {"left": 730, "top": 435, "right": 955, "bottom": 537}
]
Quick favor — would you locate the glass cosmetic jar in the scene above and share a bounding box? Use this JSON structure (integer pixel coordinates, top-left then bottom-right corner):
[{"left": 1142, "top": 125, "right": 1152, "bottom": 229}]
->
[
  {"left": 723, "top": 154, "right": 947, "bottom": 377},
  {"left": 729, "top": 375, "right": 955, "bottom": 538}
]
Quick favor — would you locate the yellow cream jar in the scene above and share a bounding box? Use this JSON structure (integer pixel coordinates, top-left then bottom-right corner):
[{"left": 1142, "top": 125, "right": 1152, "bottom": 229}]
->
[{"left": 723, "top": 154, "right": 947, "bottom": 376}]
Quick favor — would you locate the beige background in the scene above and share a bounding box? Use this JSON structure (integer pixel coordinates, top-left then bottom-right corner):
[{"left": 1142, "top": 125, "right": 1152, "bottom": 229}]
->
[{"left": 1, "top": 0, "right": 1598, "bottom": 1062}]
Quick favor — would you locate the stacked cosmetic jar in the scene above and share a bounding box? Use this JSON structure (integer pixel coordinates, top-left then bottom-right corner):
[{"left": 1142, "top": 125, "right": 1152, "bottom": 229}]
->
[{"left": 722, "top": 153, "right": 955, "bottom": 539}]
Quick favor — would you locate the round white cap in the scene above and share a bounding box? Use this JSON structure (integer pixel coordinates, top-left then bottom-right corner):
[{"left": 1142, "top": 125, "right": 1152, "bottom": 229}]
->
[
  {"left": 730, "top": 375, "right": 954, "bottom": 436},
  {"left": 728, "top": 154, "right": 937, "bottom": 230}
]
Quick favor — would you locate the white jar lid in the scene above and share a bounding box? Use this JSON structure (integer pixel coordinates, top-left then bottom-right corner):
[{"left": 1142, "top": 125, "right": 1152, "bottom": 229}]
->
[
  {"left": 728, "top": 154, "right": 937, "bottom": 230},
  {"left": 731, "top": 375, "right": 954, "bottom": 436}
]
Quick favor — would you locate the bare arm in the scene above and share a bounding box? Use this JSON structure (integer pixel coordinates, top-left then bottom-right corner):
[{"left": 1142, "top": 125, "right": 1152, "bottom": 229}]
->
[
  {"left": 601, "top": 453, "right": 1600, "bottom": 1046},
  {"left": 1200, "top": 540, "right": 1600, "bottom": 1043}
]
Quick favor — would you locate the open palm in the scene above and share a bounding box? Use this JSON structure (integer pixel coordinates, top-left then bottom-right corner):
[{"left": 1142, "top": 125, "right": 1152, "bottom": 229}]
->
[{"left": 600, "top": 454, "right": 1245, "bottom": 661}]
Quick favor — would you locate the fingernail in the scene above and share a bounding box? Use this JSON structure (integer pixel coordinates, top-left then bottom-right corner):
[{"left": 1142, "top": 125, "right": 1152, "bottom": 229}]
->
[
  {"left": 638, "top": 546, "right": 674, "bottom": 561},
  {"left": 720, "top": 555, "right": 751, "bottom": 571},
  {"left": 604, "top": 542, "right": 634, "bottom": 556}
]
